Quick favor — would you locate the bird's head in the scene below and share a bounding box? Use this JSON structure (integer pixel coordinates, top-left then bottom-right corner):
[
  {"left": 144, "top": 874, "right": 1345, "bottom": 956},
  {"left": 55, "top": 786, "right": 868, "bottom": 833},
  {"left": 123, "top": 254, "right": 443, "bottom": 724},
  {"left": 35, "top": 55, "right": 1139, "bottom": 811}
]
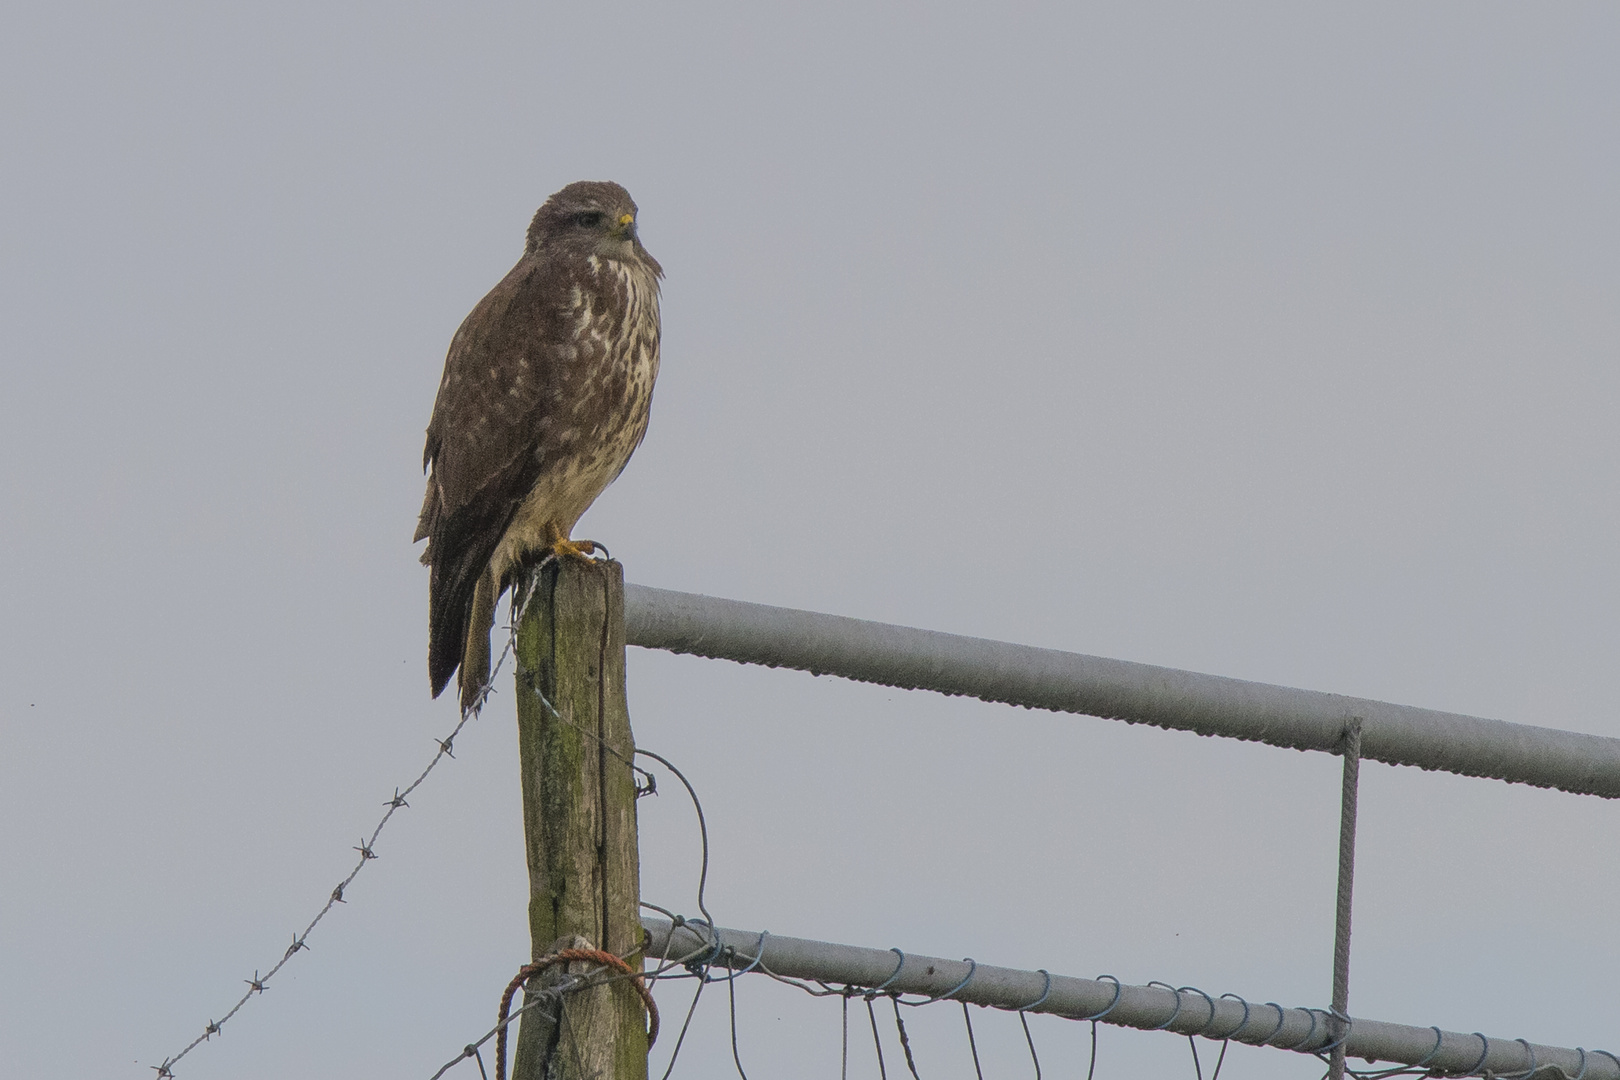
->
[{"left": 526, "top": 181, "right": 662, "bottom": 276}]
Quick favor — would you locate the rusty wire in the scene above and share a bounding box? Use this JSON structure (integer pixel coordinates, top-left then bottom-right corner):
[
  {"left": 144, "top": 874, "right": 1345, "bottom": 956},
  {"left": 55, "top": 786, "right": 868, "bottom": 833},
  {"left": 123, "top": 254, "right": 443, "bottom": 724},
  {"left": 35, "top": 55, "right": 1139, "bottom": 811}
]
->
[
  {"left": 427, "top": 939, "right": 714, "bottom": 1080},
  {"left": 491, "top": 947, "right": 660, "bottom": 1080}
]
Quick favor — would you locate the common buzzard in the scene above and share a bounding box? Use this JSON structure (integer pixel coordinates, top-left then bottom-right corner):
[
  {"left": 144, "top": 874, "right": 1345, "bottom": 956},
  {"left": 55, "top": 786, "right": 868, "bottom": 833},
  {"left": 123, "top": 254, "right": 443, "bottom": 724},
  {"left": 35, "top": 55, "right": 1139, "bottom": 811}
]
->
[{"left": 415, "top": 180, "right": 662, "bottom": 709}]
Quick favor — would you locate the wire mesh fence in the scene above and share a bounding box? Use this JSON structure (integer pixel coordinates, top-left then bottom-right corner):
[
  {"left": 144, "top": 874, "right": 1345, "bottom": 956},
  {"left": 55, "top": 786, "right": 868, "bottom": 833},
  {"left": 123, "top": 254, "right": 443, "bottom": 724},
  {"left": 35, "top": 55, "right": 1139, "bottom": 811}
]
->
[{"left": 149, "top": 579, "right": 1620, "bottom": 1079}]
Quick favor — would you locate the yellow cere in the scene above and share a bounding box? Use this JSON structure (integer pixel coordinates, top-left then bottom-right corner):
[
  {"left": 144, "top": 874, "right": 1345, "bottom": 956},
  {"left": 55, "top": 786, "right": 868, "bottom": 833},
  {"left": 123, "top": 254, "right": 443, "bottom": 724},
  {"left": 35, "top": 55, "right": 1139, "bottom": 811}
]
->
[{"left": 618, "top": 213, "right": 635, "bottom": 226}]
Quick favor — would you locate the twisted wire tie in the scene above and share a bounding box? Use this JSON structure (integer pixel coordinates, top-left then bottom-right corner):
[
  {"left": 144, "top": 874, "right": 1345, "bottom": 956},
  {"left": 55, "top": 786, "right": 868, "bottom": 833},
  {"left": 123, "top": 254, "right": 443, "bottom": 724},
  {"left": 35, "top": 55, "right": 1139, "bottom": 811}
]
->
[
  {"left": 1177, "top": 986, "right": 1216, "bottom": 1035},
  {"left": 735, "top": 931, "right": 769, "bottom": 977},
  {"left": 1078, "top": 976, "right": 1123, "bottom": 1022},
  {"left": 1217, "top": 992, "right": 1252, "bottom": 1042},
  {"left": 1318, "top": 1008, "right": 1353, "bottom": 1056},
  {"left": 1411, "top": 1027, "right": 1446, "bottom": 1070},
  {"left": 1258, "top": 1003, "right": 1289, "bottom": 1046},
  {"left": 1463, "top": 1033, "right": 1493, "bottom": 1076},
  {"left": 1281, "top": 1008, "right": 1320, "bottom": 1052},
  {"left": 1017, "top": 970, "right": 1054, "bottom": 1013},
  {"left": 919, "top": 959, "right": 978, "bottom": 1005},
  {"left": 1591, "top": 1049, "right": 1620, "bottom": 1079},
  {"left": 1569, "top": 1047, "right": 1589, "bottom": 1080},
  {"left": 1501, "top": 1039, "right": 1538, "bottom": 1080},
  {"left": 680, "top": 919, "right": 726, "bottom": 979},
  {"left": 873, "top": 948, "right": 906, "bottom": 994},
  {"left": 1146, "top": 981, "right": 1186, "bottom": 1032},
  {"left": 703, "top": 922, "right": 727, "bottom": 969}
]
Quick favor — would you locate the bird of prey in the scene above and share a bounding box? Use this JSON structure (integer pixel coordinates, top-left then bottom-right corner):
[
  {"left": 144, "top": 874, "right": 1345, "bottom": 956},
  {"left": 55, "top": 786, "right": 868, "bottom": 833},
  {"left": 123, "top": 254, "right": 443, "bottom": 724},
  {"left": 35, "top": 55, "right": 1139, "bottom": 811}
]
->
[{"left": 415, "top": 180, "right": 662, "bottom": 710}]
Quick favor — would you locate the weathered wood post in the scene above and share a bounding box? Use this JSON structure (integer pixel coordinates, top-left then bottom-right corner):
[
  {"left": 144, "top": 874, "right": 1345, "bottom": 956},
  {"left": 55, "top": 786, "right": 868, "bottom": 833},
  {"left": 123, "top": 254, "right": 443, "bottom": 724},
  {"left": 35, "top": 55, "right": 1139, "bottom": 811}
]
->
[{"left": 510, "top": 558, "right": 647, "bottom": 1080}]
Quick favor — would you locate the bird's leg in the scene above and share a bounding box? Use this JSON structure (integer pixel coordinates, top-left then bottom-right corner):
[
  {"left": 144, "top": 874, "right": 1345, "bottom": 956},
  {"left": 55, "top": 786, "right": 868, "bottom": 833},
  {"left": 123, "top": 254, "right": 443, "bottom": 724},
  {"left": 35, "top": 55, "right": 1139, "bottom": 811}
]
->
[
  {"left": 553, "top": 537, "right": 598, "bottom": 561},
  {"left": 545, "top": 524, "right": 603, "bottom": 564}
]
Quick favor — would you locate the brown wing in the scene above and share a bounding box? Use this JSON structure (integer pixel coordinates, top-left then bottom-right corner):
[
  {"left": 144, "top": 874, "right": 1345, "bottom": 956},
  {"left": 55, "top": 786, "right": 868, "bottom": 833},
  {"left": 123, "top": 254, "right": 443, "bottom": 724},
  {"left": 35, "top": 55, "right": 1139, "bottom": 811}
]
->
[{"left": 417, "top": 252, "right": 580, "bottom": 698}]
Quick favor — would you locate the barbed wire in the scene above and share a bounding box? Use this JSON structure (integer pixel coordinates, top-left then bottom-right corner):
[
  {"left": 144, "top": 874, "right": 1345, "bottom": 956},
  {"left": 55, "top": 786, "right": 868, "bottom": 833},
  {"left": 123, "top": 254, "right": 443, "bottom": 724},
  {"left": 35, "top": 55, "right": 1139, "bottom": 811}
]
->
[{"left": 148, "top": 560, "right": 558, "bottom": 1078}]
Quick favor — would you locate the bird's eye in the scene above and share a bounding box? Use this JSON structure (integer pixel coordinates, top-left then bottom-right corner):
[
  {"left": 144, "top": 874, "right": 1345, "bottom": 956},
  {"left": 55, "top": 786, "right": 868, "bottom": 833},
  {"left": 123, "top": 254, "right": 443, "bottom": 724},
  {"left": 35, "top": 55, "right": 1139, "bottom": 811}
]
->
[{"left": 573, "top": 211, "right": 605, "bottom": 228}]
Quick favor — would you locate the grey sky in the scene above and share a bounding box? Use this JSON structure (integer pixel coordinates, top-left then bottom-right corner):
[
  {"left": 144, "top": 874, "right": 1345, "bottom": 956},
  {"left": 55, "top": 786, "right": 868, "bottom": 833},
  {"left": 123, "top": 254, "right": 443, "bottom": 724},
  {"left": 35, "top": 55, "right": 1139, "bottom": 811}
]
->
[{"left": 3, "top": 3, "right": 1618, "bottom": 1077}]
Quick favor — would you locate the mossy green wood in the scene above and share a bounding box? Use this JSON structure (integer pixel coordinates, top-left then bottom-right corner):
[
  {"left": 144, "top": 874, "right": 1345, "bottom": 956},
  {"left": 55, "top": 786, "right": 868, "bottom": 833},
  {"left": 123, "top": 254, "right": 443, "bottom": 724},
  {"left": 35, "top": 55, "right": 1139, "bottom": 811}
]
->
[{"left": 511, "top": 559, "right": 646, "bottom": 1080}]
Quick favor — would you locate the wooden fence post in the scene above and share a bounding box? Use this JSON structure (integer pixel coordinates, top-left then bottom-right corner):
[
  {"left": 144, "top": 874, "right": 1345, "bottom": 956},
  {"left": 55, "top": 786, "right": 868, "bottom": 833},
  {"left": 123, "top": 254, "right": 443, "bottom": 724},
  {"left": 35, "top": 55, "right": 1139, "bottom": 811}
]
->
[{"left": 510, "top": 558, "right": 646, "bottom": 1080}]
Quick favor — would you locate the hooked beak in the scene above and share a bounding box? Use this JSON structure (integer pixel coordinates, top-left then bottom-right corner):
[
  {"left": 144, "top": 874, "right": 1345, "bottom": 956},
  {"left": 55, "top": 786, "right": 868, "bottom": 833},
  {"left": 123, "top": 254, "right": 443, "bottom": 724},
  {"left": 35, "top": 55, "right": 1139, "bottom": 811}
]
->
[{"left": 616, "top": 212, "right": 638, "bottom": 242}]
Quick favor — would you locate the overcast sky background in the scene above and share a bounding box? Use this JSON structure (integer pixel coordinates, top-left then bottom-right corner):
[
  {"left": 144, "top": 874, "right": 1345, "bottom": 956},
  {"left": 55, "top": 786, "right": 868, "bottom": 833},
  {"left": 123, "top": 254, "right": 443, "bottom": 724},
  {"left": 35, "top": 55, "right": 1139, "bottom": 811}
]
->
[{"left": 4, "top": 3, "right": 1620, "bottom": 1078}]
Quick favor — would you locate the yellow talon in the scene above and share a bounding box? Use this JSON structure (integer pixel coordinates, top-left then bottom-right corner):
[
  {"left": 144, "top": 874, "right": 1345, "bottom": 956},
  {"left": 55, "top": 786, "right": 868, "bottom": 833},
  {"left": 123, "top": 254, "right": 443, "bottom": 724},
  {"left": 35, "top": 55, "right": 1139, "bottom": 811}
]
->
[{"left": 550, "top": 537, "right": 601, "bottom": 563}]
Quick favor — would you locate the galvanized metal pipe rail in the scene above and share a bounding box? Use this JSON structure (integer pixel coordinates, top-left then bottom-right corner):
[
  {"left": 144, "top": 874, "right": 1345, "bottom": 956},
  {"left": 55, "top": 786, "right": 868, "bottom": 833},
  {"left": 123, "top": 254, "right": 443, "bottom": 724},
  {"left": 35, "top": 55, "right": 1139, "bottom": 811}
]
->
[
  {"left": 643, "top": 916, "right": 1616, "bottom": 1078},
  {"left": 624, "top": 584, "right": 1620, "bottom": 798}
]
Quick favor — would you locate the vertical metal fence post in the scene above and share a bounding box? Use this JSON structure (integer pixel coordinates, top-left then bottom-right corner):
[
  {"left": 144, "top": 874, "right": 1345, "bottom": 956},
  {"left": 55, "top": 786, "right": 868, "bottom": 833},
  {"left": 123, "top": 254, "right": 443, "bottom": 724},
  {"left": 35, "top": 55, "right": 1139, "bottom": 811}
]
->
[{"left": 1329, "top": 718, "right": 1363, "bottom": 1080}]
